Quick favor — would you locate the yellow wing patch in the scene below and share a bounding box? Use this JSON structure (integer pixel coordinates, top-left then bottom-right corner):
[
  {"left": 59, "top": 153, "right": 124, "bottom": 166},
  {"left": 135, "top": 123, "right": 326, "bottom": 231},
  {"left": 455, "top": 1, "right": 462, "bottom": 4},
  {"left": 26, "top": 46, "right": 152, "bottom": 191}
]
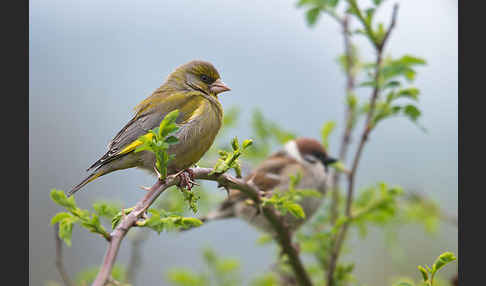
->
[
  {"left": 119, "top": 133, "right": 155, "bottom": 155},
  {"left": 120, "top": 94, "right": 208, "bottom": 156}
]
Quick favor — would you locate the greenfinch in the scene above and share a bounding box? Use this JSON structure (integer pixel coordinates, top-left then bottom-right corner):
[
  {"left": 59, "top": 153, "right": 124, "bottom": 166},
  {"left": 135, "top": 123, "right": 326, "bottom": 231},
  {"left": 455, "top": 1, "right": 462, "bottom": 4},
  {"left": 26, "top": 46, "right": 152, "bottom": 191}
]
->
[
  {"left": 69, "top": 60, "right": 231, "bottom": 196},
  {"left": 202, "top": 138, "right": 336, "bottom": 234}
]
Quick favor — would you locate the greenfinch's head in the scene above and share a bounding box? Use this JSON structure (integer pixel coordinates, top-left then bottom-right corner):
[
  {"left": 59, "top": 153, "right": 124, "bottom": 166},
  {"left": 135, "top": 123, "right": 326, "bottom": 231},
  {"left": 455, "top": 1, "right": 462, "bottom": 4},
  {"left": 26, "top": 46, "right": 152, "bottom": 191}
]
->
[{"left": 168, "top": 60, "right": 231, "bottom": 96}]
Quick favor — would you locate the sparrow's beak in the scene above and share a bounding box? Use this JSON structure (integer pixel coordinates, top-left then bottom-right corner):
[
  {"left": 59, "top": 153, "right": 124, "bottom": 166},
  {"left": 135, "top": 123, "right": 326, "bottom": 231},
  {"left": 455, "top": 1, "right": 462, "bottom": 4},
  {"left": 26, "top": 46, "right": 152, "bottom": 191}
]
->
[
  {"left": 324, "top": 157, "right": 338, "bottom": 166},
  {"left": 210, "top": 79, "right": 231, "bottom": 95}
]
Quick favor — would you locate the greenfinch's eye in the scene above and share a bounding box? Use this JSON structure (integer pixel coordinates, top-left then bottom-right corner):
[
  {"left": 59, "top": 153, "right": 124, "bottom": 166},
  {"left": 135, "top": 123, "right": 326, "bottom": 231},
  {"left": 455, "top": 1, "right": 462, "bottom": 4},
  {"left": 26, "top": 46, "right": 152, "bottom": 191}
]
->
[{"left": 200, "top": 74, "right": 212, "bottom": 84}]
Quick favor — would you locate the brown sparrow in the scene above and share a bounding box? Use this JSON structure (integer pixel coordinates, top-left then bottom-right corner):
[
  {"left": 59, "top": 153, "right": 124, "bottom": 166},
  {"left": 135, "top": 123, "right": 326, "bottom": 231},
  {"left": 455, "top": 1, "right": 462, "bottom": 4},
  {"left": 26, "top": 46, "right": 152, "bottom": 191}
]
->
[{"left": 202, "top": 137, "right": 337, "bottom": 234}]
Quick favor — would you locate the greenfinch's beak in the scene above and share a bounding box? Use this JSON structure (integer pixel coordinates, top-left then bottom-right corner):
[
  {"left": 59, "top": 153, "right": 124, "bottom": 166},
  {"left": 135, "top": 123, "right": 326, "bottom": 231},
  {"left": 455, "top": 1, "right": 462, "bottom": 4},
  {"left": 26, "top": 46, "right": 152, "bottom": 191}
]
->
[{"left": 210, "top": 79, "right": 231, "bottom": 94}]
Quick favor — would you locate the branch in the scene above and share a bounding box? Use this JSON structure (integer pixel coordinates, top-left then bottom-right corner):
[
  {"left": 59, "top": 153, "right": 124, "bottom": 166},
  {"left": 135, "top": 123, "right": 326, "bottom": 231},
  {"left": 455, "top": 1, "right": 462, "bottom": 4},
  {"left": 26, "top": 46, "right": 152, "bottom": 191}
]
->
[
  {"left": 92, "top": 178, "right": 173, "bottom": 286},
  {"left": 326, "top": 5, "right": 400, "bottom": 286},
  {"left": 330, "top": 14, "right": 356, "bottom": 225},
  {"left": 378, "top": 4, "right": 399, "bottom": 51},
  {"left": 54, "top": 224, "right": 74, "bottom": 286},
  {"left": 197, "top": 169, "right": 313, "bottom": 286},
  {"left": 92, "top": 168, "right": 312, "bottom": 286}
]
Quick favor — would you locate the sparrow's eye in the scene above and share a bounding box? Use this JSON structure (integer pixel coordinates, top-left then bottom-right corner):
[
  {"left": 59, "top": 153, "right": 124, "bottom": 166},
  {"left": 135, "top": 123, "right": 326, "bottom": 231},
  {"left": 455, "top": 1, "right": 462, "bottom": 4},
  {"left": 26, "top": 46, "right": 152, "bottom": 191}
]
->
[
  {"left": 200, "top": 74, "right": 212, "bottom": 84},
  {"left": 303, "top": 154, "right": 318, "bottom": 164}
]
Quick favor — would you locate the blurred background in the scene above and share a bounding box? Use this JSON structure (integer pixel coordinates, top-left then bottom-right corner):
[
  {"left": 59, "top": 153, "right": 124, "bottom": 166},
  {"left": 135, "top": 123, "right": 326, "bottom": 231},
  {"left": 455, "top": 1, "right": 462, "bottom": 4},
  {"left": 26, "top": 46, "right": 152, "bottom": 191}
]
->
[{"left": 29, "top": 0, "right": 457, "bottom": 285}]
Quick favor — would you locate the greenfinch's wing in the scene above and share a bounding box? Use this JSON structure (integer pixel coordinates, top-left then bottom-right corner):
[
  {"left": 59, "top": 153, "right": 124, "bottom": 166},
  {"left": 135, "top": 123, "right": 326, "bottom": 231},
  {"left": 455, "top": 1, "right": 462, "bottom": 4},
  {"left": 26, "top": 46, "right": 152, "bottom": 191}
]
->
[{"left": 87, "top": 91, "right": 202, "bottom": 171}]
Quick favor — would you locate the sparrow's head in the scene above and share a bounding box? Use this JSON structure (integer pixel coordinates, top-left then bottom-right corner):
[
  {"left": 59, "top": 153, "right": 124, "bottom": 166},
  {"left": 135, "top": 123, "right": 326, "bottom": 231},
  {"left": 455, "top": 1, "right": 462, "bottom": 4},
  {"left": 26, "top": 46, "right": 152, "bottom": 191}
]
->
[
  {"left": 284, "top": 137, "right": 337, "bottom": 171},
  {"left": 168, "top": 60, "right": 231, "bottom": 96}
]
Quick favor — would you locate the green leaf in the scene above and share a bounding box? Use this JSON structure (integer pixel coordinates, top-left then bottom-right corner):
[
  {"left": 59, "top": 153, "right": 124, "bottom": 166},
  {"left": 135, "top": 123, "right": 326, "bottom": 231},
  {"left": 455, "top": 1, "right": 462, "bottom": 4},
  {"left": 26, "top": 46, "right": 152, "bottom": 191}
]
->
[
  {"left": 306, "top": 7, "right": 321, "bottom": 26},
  {"left": 242, "top": 139, "right": 253, "bottom": 149},
  {"left": 216, "top": 258, "right": 240, "bottom": 272},
  {"left": 385, "top": 80, "right": 401, "bottom": 89},
  {"left": 111, "top": 208, "right": 133, "bottom": 229},
  {"left": 365, "top": 8, "right": 375, "bottom": 26},
  {"left": 417, "top": 265, "right": 429, "bottom": 282},
  {"left": 321, "top": 121, "right": 336, "bottom": 149},
  {"left": 50, "top": 189, "right": 77, "bottom": 211},
  {"left": 166, "top": 136, "right": 179, "bottom": 144},
  {"left": 329, "top": 0, "right": 339, "bottom": 8},
  {"left": 330, "top": 161, "right": 348, "bottom": 173},
  {"left": 231, "top": 137, "right": 239, "bottom": 151},
  {"left": 251, "top": 273, "right": 280, "bottom": 286},
  {"left": 51, "top": 212, "right": 72, "bottom": 225},
  {"left": 58, "top": 218, "right": 76, "bottom": 246},
  {"left": 181, "top": 217, "right": 203, "bottom": 229},
  {"left": 396, "top": 88, "right": 420, "bottom": 101},
  {"left": 432, "top": 252, "right": 456, "bottom": 273},
  {"left": 287, "top": 203, "right": 306, "bottom": 219},
  {"left": 296, "top": 189, "right": 322, "bottom": 198},
  {"left": 403, "top": 105, "right": 421, "bottom": 121},
  {"left": 296, "top": 0, "right": 313, "bottom": 7},
  {"left": 92, "top": 201, "right": 120, "bottom": 219},
  {"left": 256, "top": 234, "right": 273, "bottom": 245},
  {"left": 347, "top": 94, "right": 358, "bottom": 110},
  {"left": 167, "top": 269, "right": 208, "bottom": 286},
  {"left": 360, "top": 81, "right": 377, "bottom": 87},
  {"left": 400, "top": 55, "right": 427, "bottom": 66},
  {"left": 159, "top": 110, "right": 180, "bottom": 137}
]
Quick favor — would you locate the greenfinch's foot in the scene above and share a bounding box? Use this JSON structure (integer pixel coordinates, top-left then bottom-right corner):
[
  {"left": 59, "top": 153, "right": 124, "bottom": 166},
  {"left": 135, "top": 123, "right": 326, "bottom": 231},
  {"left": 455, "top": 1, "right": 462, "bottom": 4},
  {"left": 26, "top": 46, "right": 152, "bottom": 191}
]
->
[{"left": 177, "top": 169, "right": 198, "bottom": 191}]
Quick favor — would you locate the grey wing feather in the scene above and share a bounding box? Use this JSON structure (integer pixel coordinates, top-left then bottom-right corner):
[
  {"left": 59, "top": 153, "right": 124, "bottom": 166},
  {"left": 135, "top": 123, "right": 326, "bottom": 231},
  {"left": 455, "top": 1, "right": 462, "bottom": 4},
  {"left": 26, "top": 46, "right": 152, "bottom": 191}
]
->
[{"left": 86, "top": 109, "right": 169, "bottom": 171}]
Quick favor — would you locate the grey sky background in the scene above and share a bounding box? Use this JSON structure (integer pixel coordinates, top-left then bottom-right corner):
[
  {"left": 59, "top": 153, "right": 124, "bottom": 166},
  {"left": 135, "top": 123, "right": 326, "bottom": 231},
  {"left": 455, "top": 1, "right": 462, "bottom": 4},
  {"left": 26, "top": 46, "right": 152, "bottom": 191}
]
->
[{"left": 29, "top": 0, "right": 457, "bottom": 285}]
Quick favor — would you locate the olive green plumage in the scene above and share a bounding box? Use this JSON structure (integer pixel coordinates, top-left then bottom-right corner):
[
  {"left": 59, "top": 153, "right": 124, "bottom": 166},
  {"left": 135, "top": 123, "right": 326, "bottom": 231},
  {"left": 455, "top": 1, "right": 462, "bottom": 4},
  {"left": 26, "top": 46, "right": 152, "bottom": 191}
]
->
[{"left": 69, "top": 60, "right": 231, "bottom": 196}]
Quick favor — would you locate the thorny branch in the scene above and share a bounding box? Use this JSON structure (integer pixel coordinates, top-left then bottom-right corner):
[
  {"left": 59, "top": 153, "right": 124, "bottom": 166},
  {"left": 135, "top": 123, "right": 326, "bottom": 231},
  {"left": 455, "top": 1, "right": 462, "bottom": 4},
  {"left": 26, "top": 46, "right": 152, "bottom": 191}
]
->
[
  {"left": 91, "top": 167, "right": 312, "bottom": 286},
  {"left": 326, "top": 4, "right": 399, "bottom": 286},
  {"left": 91, "top": 177, "right": 172, "bottom": 286}
]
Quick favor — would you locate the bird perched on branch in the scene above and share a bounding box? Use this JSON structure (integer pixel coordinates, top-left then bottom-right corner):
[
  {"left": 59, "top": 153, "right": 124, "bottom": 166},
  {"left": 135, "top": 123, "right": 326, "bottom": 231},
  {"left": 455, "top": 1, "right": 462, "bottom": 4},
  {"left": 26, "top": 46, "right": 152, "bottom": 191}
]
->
[
  {"left": 69, "top": 60, "right": 231, "bottom": 196},
  {"left": 202, "top": 137, "right": 337, "bottom": 234}
]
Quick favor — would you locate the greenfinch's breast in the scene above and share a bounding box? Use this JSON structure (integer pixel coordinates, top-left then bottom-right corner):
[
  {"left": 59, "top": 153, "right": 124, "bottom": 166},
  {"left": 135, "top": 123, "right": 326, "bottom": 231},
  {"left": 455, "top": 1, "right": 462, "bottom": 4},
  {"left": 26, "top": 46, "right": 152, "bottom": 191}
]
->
[{"left": 137, "top": 95, "right": 223, "bottom": 174}]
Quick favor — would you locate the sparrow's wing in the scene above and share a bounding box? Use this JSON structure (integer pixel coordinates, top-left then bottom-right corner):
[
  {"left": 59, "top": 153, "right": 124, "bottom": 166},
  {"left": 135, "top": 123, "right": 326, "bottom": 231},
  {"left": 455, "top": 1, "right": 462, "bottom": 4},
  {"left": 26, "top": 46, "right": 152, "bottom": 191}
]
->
[
  {"left": 204, "top": 152, "right": 305, "bottom": 223},
  {"left": 87, "top": 91, "right": 203, "bottom": 171},
  {"left": 223, "top": 152, "right": 302, "bottom": 204}
]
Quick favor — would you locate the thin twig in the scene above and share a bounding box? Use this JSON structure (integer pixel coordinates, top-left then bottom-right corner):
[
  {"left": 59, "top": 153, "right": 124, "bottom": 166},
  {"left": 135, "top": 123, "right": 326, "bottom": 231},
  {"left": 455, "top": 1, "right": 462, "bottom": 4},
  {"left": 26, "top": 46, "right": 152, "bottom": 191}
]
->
[
  {"left": 326, "top": 5, "right": 399, "bottom": 286},
  {"left": 92, "top": 168, "right": 312, "bottom": 286},
  {"left": 330, "top": 13, "right": 357, "bottom": 225},
  {"left": 378, "top": 4, "right": 399, "bottom": 51},
  {"left": 54, "top": 224, "right": 74, "bottom": 286}
]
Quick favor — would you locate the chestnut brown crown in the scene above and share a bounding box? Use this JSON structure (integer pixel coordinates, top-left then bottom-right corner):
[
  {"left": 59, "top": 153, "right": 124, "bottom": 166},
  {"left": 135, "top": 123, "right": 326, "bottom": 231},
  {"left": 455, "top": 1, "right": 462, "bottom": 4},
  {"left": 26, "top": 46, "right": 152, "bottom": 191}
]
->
[{"left": 294, "top": 137, "right": 337, "bottom": 167}]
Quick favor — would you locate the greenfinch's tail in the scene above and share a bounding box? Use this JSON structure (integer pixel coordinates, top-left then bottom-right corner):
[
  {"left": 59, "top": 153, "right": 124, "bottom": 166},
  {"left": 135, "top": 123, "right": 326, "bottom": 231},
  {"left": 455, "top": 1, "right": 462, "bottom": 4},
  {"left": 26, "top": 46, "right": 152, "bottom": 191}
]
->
[{"left": 68, "top": 169, "right": 106, "bottom": 197}]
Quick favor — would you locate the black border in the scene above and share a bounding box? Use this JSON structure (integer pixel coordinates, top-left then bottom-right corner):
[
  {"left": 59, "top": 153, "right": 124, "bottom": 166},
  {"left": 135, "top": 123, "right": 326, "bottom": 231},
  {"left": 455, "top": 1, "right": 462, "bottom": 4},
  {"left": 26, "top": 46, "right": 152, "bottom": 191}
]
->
[{"left": 4, "top": 0, "right": 28, "bottom": 284}]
